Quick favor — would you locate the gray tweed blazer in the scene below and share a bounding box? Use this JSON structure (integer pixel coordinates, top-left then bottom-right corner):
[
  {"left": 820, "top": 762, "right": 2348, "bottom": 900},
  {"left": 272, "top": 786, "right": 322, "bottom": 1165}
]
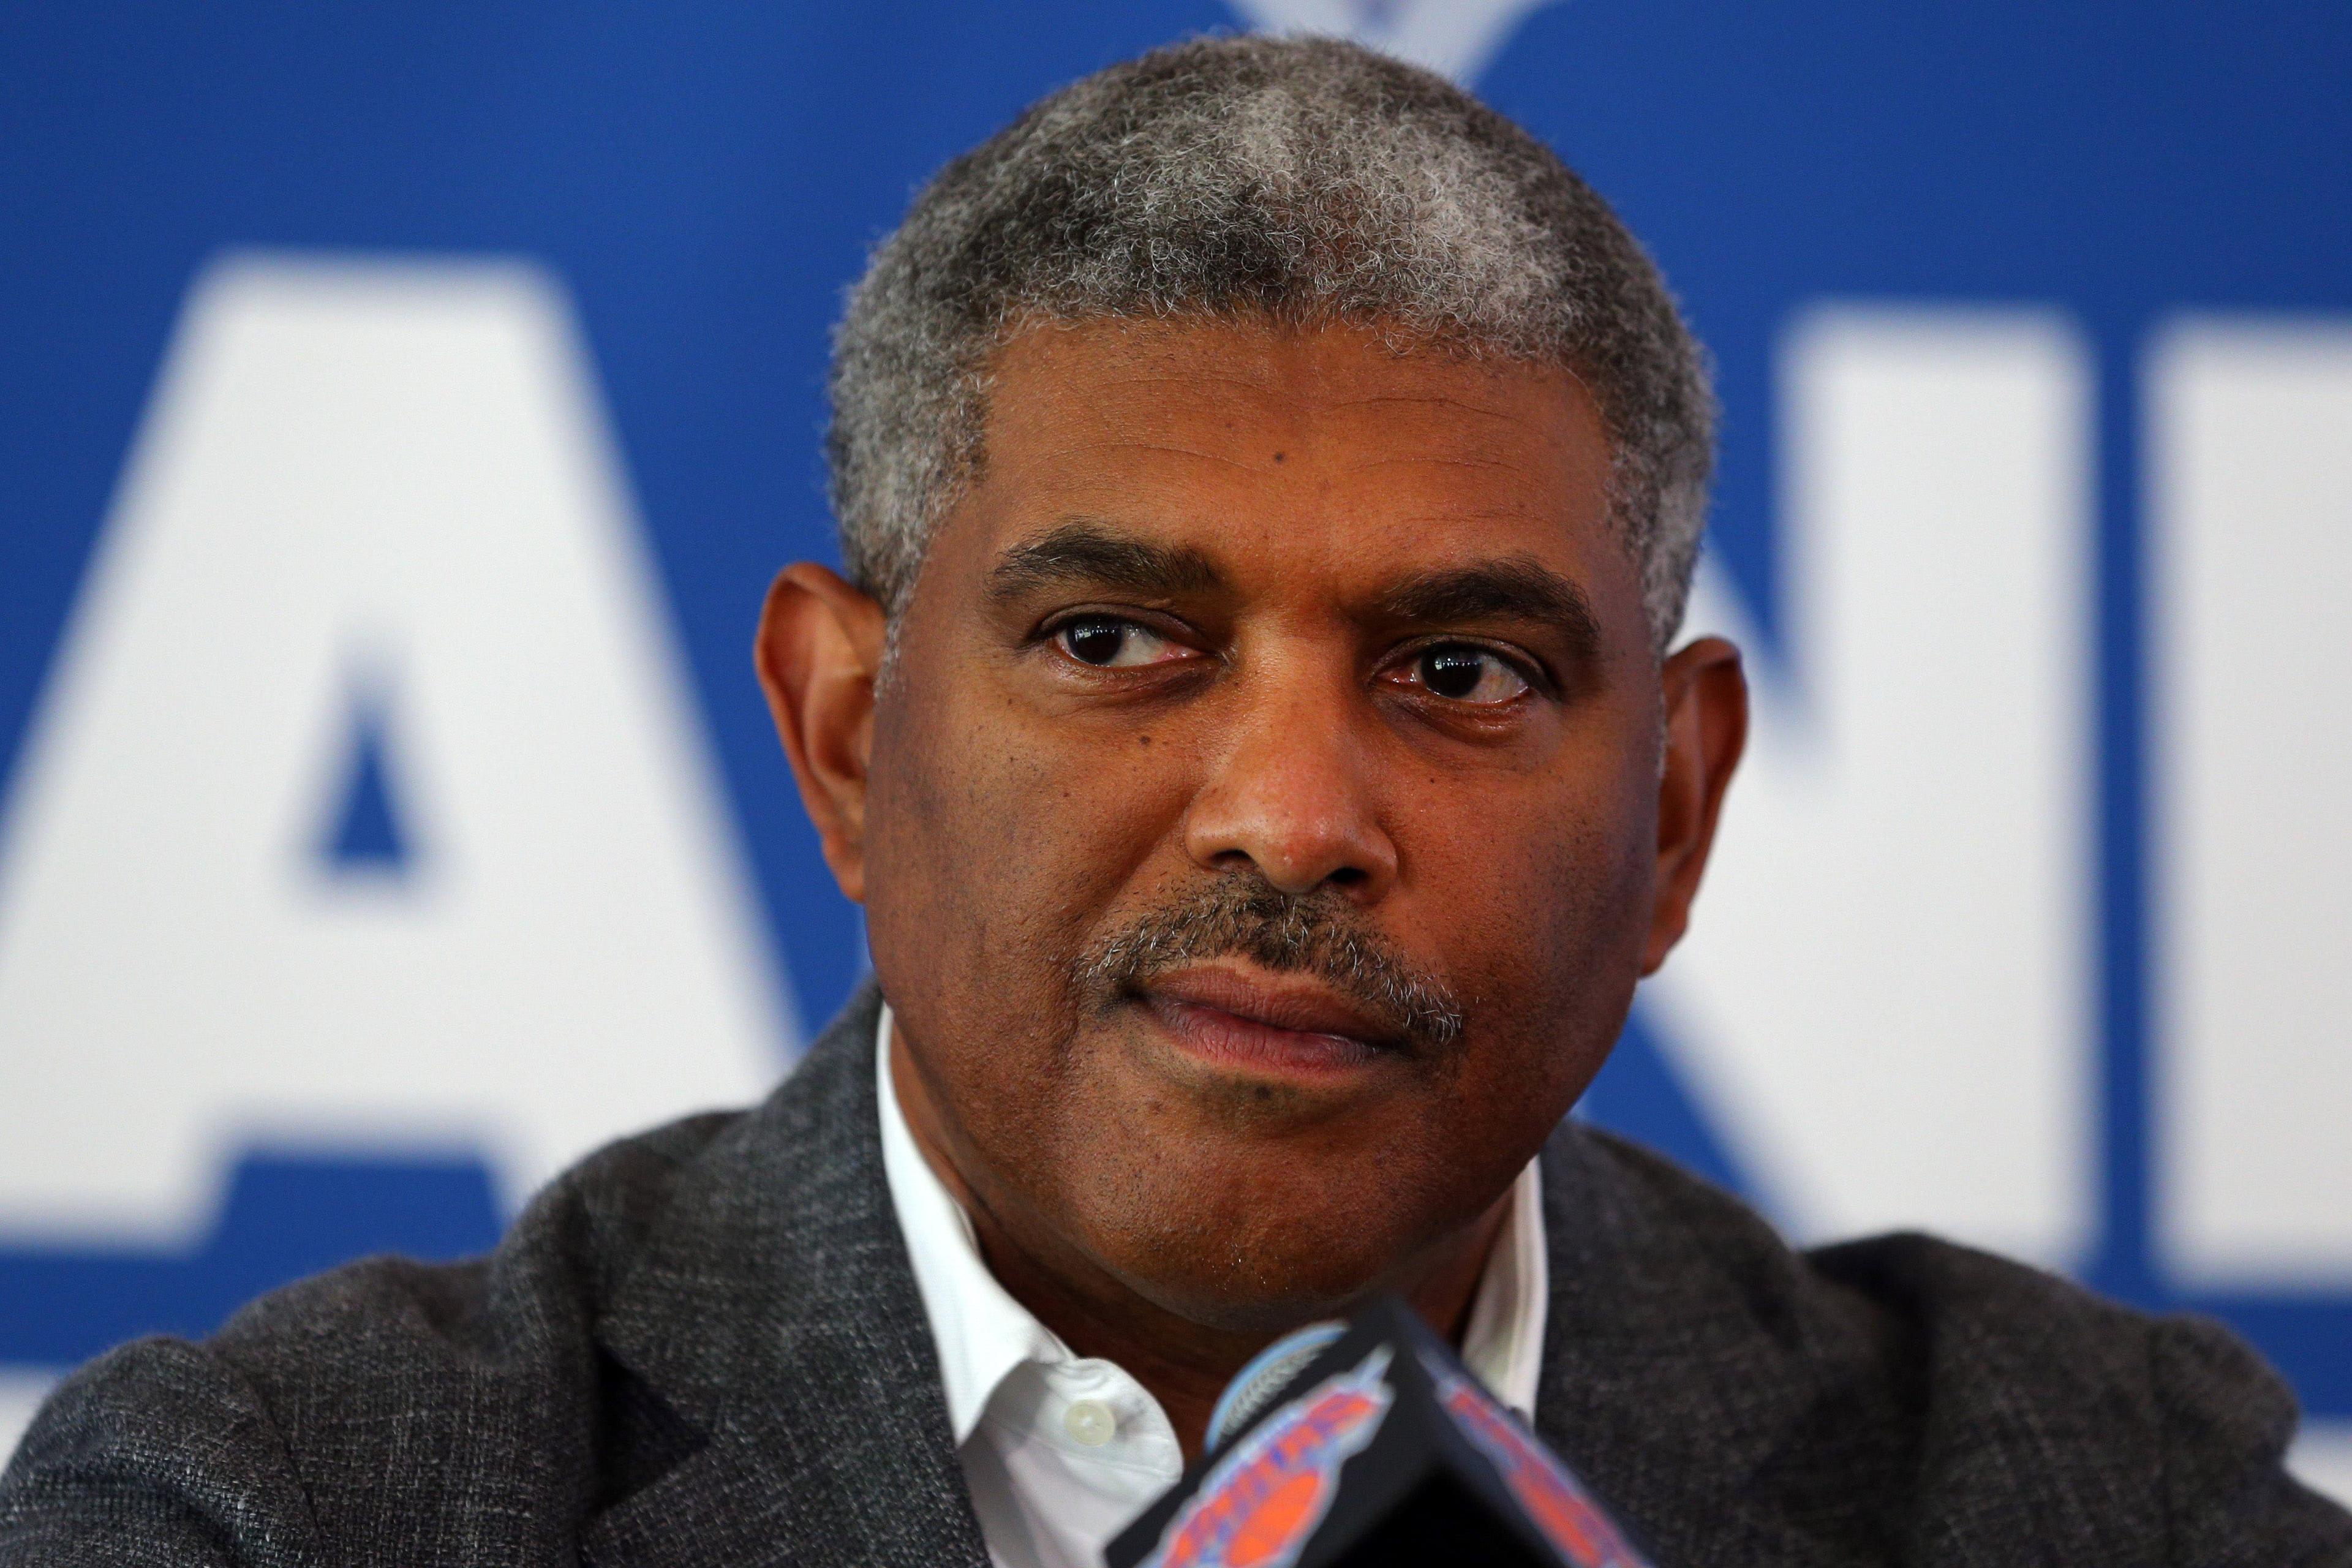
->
[{"left": 3, "top": 981, "right": 2347, "bottom": 1566}]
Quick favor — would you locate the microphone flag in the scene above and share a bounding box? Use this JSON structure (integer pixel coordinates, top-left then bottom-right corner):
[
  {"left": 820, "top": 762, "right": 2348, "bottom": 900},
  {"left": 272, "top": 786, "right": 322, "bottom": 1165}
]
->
[{"left": 1105, "top": 1294, "right": 1651, "bottom": 1568}]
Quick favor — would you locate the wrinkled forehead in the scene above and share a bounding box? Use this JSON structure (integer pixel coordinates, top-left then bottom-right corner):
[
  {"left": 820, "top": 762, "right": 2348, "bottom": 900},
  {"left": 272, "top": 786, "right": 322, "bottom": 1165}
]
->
[
  {"left": 938, "top": 315, "right": 1640, "bottom": 628},
  {"left": 976, "top": 314, "right": 1599, "bottom": 453}
]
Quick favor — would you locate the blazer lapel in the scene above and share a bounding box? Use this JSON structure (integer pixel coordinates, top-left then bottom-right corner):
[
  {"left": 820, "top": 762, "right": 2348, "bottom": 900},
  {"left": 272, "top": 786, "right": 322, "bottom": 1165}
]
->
[
  {"left": 580, "top": 982, "right": 990, "bottom": 1568},
  {"left": 1528, "top": 1125, "right": 1915, "bottom": 1566}
]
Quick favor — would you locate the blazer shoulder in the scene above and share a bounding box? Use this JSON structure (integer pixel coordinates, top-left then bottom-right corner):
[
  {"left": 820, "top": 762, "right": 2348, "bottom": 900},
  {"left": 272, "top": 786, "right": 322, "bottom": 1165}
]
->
[
  {"left": 0, "top": 1335, "right": 323, "bottom": 1567},
  {"left": 1560, "top": 1123, "right": 2251, "bottom": 1400},
  {"left": 1806, "top": 1231, "right": 2352, "bottom": 1559},
  {"left": 0, "top": 1106, "right": 749, "bottom": 1567},
  {"left": 213, "top": 1104, "right": 745, "bottom": 1371},
  {"left": 1553, "top": 1126, "right": 2352, "bottom": 1559}
]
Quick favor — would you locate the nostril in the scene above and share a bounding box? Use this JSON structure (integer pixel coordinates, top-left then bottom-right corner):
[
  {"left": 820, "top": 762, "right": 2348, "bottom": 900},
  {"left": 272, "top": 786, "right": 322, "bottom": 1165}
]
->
[{"left": 1327, "top": 866, "right": 1370, "bottom": 889}]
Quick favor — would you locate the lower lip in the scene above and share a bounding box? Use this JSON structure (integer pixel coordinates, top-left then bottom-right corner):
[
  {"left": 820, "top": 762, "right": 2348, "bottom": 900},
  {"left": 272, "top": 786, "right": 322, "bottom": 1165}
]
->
[{"left": 1141, "top": 995, "right": 1388, "bottom": 1079}]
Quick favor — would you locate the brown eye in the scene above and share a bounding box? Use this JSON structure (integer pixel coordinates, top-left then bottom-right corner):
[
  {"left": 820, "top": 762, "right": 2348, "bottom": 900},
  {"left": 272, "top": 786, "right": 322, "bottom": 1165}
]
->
[
  {"left": 1054, "top": 616, "right": 1183, "bottom": 669},
  {"left": 1412, "top": 645, "right": 1531, "bottom": 704}
]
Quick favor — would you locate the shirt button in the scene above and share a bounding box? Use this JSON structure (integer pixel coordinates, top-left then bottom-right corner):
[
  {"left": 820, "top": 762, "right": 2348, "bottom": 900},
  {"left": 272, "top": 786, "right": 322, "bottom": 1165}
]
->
[{"left": 1063, "top": 1399, "right": 1118, "bottom": 1447}]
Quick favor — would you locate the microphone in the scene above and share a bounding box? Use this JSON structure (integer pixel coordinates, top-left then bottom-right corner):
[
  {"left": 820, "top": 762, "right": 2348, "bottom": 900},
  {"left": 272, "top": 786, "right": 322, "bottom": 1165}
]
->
[{"left": 1104, "top": 1294, "right": 1649, "bottom": 1568}]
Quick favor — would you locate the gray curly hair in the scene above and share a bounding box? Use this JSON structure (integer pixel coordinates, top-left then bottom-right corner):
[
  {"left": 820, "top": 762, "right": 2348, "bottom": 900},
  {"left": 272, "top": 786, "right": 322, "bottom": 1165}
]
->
[{"left": 826, "top": 34, "right": 1714, "bottom": 653}]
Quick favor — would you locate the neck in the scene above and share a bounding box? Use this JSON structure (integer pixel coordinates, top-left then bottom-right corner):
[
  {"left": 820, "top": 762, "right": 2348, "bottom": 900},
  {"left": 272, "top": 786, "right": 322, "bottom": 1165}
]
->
[{"left": 888, "top": 1020, "right": 1509, "bottom": 1463}]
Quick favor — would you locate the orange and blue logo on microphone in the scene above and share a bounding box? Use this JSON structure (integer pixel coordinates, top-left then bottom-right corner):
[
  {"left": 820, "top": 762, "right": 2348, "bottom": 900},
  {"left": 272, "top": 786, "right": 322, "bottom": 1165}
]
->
[
  {"left": 1436, "top": 1372, "right": 1651, "bottom": 1568},
  {"left": 1140, "top": 1349, "right": 1395, "bottom": 1568}
]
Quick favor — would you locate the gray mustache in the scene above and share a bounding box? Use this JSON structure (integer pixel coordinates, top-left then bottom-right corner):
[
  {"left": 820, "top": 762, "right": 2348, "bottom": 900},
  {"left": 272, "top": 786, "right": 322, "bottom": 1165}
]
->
[{"left": 1072, "top": 878, "right": 1465, "bottom": 1051}]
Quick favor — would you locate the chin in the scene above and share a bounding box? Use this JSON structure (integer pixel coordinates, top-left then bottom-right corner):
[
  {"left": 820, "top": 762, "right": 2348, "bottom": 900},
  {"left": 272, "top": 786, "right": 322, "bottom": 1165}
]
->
[
  {"left": 1082, "top": 1168, "right": 1436, "bottom": 1334},
  {"left": 1117, "top": 1254, "right": 1389, "bottom": 1337}
]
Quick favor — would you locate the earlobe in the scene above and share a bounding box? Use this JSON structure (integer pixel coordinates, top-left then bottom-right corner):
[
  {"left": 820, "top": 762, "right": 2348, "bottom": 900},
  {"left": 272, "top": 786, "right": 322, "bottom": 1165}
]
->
[
  {"left": 1642, "top": 636, "right": 1748, "bottom": 975},
  {"left": 754, "top": 563, "right": 889, "bottom": 903}
]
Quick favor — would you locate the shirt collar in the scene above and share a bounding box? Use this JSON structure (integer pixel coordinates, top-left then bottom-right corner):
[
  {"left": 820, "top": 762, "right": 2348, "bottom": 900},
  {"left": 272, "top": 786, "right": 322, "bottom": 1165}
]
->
[
  {"left": 875, "top": 1002, "right": 1548, "bottom": 1444},
  {"left": 1461, "top": 1143, "right": 1548, "bottom": 1419},
  {"left": 876, "top": 1002, "right": 1066, "bottom": 1445}
]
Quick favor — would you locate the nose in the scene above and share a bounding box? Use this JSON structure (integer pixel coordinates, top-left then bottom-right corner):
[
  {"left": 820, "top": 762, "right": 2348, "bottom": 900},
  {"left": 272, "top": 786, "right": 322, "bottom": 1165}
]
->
[{"left": 1181, "top": 661, "right": 1398, "bottom": 900}]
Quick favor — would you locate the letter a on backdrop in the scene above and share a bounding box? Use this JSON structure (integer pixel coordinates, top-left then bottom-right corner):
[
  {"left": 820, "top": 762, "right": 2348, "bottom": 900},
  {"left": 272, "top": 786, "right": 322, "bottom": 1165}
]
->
[{"left": 0, "top": 255, "right": 793, "bottom": 1245}]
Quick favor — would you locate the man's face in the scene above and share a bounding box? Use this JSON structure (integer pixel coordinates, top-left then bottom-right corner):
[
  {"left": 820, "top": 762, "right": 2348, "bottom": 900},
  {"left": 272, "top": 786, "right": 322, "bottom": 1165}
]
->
[{"left": 812, "top": 318, "right": 1727, "bottom": 1332}]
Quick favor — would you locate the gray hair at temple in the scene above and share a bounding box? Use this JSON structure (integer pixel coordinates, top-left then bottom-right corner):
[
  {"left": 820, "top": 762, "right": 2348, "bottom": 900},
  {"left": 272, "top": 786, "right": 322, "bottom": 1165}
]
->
[{"left": 826, "top": 34, "right": 1716, "bottom": 655}]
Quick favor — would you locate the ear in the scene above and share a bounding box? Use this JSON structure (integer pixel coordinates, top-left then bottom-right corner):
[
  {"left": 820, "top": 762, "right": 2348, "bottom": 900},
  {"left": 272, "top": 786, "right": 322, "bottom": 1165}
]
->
[
  {"left": 1642, "top": 635, "right": 1748, "bottom": 975},
  {"left": 755, "top": 563, "right": 889, "bottom": 903}
]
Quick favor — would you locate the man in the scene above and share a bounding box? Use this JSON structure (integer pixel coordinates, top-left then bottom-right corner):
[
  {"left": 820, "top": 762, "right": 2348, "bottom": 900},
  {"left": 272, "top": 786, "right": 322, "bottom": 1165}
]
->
[{"left": 3, "top": 34, "right": 2346, "bottom": 1568}]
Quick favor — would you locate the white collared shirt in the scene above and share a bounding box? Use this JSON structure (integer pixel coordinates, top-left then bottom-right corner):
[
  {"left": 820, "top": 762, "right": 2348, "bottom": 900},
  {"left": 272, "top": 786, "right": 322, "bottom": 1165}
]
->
[{"left": 875, "top": 1005, "right": 1548, "bottom": 1568}]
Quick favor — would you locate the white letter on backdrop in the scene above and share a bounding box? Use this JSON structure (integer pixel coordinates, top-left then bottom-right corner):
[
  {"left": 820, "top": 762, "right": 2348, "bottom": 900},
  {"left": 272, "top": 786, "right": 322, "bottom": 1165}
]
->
[
  {"left": 0, "top": 255, "right": 793, "bottom": 1243},
  {"left": 1640, "top": 307, "right": 2096, "bottom": 1267}
]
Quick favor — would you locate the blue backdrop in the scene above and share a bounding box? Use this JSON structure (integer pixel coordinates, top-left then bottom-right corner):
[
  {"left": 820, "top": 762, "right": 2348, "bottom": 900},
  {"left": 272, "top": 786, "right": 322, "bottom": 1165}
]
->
[{"left": 2, "top": 0, "right": 2348, "bottom": 1483}]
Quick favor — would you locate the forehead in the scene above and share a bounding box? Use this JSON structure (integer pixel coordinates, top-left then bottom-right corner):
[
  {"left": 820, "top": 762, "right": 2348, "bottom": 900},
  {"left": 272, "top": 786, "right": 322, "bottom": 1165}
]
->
[{"left": 954, "top": 317, "right": 1629, "bottom": 608}]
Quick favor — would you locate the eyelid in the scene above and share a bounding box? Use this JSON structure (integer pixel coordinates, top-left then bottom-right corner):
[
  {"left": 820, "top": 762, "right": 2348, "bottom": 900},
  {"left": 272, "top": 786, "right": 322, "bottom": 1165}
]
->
[
  {"left": 1039, "top": 609, "right": 1210, "bottom": 673},
  {"left": 1035, "top": 605, "right": 1207, "bottom": 650},
  {"left": 1385, "top": 636, "right": 1557, "bottom": 700},
  {"left": 1038, "top": 602, "right": 1183, "bottom": 636}
]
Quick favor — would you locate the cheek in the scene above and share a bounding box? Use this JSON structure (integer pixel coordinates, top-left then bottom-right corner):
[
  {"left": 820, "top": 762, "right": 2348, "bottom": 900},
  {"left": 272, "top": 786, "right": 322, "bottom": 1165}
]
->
[
  {"left": 1409, "top": 736, "right": 1659, "bottom": 1108},
  {"left": 1417, "top": 741, "right": 1654, "bottom": 966},
  {"left": 874, "top": 696, "right": 1183, "bottom": 941},
  {"left": 859, "top": 662, "right": 1197, "bottom": 1117},
  {"left": 1532, "top": 750, "right": 1659, "bottom": 1016},
  {"left": 867, "top": 696, "right": 1056, "bottom": 1014}
]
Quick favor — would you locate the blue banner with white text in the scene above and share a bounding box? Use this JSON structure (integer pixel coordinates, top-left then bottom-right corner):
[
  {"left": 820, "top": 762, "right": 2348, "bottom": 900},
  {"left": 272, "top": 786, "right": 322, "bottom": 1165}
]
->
[{"left": 2, "top": 0, "right": 2348, "bottom": 1496}]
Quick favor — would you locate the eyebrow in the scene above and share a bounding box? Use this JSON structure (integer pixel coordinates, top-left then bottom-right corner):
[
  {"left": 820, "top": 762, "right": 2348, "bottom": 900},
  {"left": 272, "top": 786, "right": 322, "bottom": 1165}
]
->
[
  {"left": 987, "top": 522, "right": 1604, "bottom": 661},
  {"left": 1374, "top": 558, "right": 1605, "bottom": 661},
  {"left": 986, "top": 520, "right": 1225, "bottom": 603}
]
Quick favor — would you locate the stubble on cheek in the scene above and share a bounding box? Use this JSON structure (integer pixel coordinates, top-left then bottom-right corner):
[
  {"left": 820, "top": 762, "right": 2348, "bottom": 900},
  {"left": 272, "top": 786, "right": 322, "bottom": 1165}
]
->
[
  {"left": 859, "top": 669, "right": 1145, "bottom": 1212},
  {"left": 1381, "top": 766, "right": 1657, "bottom": 1199},
  {"left": 1512, "top": 801, "right": 1657, "bottom": 1113}
]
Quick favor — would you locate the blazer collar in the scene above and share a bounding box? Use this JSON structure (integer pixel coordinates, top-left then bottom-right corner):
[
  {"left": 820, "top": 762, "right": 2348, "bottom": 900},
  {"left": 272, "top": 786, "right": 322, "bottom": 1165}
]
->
[
  {"left": 1529, "top": 1123, "right": 1897, "bottom": 1563},
  {"left": 582, "top": 978, "right": 990, "bottom": 1568}
]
